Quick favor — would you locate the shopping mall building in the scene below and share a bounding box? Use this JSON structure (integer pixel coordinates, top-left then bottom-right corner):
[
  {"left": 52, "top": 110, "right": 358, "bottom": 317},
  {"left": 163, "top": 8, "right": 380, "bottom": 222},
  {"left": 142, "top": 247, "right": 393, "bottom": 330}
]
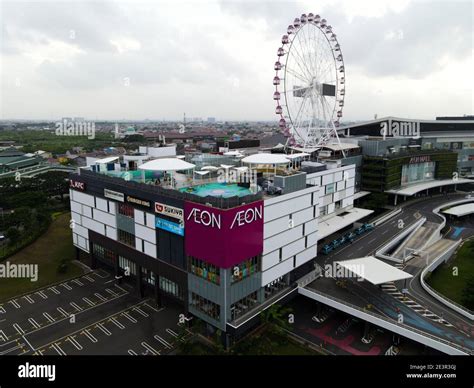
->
[{"left": 68, "top": 147, "right": 370, "bottom": 341}]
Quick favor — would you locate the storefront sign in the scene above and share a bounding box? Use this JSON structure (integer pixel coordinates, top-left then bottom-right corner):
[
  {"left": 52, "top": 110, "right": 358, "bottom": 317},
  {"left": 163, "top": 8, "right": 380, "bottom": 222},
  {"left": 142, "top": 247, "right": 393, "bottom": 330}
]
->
[
  {"left": 154, "top": 202, "right": 183, "bottom": 220},
  {"left": 184, "top": 201, "right": 264, "bottom": 268},
  {"left": 69, "top": 179, "right": 86, "bottom": 191},
  {"left": 126, "top": 195, "right": 151, "bottom": 208},
  {"left": 104, "top": 189, "right": 124, "bottom": 202},
  {"left": 409, "top": 155, "right": 431, "bottom": 164},
  {"left": 156, "top": 217, "right": 184, "bottom": 236}
]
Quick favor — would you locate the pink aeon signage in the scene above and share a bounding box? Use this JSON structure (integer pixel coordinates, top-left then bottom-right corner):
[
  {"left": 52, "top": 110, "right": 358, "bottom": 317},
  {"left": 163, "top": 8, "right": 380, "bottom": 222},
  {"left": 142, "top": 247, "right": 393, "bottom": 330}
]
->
[{"left": 184, "top": 200, "right": 264, "bottom": 269}]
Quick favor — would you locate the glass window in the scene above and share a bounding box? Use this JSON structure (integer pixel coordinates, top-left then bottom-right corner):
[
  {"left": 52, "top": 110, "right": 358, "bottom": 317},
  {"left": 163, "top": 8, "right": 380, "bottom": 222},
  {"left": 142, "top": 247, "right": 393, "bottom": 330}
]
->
[
  {"left": 188, "top": 257, "right": 221, "bottom": 285},
  {"left": 118, "top": 229, "right": 135, "bottom": 247},
  {"left": 191, "top": 293, "right": 220, "bottom": 321},
  {"left": 326, "top": 183, "right": 335, "bottom": 194},
  {"left": 231, "top": 256, "right": 260, "bottom": 284},
  {"left": 118, "top": 203, "right": 134, "bottom": 218}
]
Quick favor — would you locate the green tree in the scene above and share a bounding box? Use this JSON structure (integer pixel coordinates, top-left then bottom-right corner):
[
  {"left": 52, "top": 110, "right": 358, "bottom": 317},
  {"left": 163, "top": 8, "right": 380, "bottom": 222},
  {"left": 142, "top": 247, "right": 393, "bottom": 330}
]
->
[
  {"left": 6, "top": 227, "right": 21, "bottom": 247},
  {"left": 461, "top": 277, "right": 474, "bottom": 311}
]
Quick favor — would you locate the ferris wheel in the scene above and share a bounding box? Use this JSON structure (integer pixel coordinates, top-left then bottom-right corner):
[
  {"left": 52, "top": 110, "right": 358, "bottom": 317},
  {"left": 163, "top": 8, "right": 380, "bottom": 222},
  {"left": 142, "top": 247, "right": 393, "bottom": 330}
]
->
[{"left": 273, "top": 13, "right": 346, "bottom": 150}]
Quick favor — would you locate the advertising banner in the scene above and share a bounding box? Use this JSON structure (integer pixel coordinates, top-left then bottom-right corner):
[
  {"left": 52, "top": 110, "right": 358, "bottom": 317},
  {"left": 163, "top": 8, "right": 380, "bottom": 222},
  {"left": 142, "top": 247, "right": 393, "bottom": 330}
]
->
[
  {"left": 154, "top": 202, "right": 184, "bottom": 220},
  {"left": 156, "top": 217, "right": 184, "bottom": 236},
  {"left": 184, "top": 200, "right": 264, "bottom": 268}
]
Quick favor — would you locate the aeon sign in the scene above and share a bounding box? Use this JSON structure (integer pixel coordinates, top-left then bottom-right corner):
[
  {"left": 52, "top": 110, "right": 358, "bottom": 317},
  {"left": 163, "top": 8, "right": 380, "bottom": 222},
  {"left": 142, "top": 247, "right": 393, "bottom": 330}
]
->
[
  {"left": 184, "top": 201, "right": 264, "bottom": 269},
  {"left": 187, "top": 205, "right": 263, "bottom": 230}
]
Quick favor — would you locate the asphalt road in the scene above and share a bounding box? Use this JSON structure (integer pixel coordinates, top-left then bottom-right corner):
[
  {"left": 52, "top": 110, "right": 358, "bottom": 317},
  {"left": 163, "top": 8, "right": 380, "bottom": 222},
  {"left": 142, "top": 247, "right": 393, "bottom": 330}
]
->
[
  {"left": 307, "top": 193, "right": 474, "bottom": 353},
  {"left": 0, "top": 269, "right": 189, "bottom": 355}
]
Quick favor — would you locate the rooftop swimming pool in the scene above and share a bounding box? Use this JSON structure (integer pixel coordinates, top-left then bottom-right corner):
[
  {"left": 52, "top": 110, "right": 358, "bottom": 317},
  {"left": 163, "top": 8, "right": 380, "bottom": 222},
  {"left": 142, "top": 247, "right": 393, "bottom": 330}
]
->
[{"left": 179, "top": 182, "right": 256, "bottom": 198}]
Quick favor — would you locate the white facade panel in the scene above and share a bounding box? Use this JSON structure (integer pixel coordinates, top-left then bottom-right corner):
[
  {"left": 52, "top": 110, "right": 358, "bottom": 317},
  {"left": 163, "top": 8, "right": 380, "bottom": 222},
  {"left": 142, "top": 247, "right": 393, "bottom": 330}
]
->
[
  {"left": 264, "top": 195, "right": 312, "bottom": 223},
  {"left": 342, "top": 196, "right": 354, "bottom": 208},
  {"left": 295, "top": 246, "right": 316, "bottom": 267},
  {"left": 71, "top": 190, "right": 95, "bottom": 207},
  {"left": 261, "top": 249, "right": 281, "bottom": 271},
  {"left": 72, "top": 232, "right": 78, "bottom": 245},
  {"left": 261, "top": 260, "right": 294, "bottom": 286},
  {"left": 305, "top": 219, "right": 318, "bottom": 235},
  {"left": 81, "top": 205, "right": 92, "bottom": 219},
  {"left": 106, "top": 225, "right": 117, "bottom": 241},
  {"left": 135, "top": 237, "right": 143, "bottom": 252},
  {"left": 135, "top": 223, "right": 156, "bottom": 244},
  {"left": 96, "top": 197, "right": 108, "bottom": 212},
  {"left": 70, "top": 200, "right": 82, "bottom": 215},
  {"left": 327, "top": 203, "right": 335, "bottom": 214},
  {"left": 108, "top": 201, "right": 117, "bottom": 215},
  {"left": 346, "top": 185, "right": 355, "bottom": 197},
  {"left": 73, "top": 223, "right": 89, "bottom": 239},
  {"left": 334, "top": 171, "right": 343, "bottom": 182},
  {"left": 322, "top": 173, "right": 334, "bottom": 185},
  {"left": 337, "top": 180, "right": 345, "bottom": 192},
  {"left": 282, "top": 237, "right": 306, "bottom": 260},
  {"left": 307, "top": 231, "right": 318, "bottom": 247},
  {"left": 93, "top": 208, "right": 116, "bottom": 226},
  {"left": 322, "top": 194, "right": 333, "bottom": 206},
  {"left": 346, "top": 177, "right": 355, "bottom": 188},
  {"left": 71, "top": 211, "right": 82, "bottom": 226},
  {"left": 81, "top": 217, "right": 105, "bottom": 235},
  {"left": 134, "top": 209, "right": 145, "bottom": 225},
  {"left": 264, "top": 225, "right": 303, "bottom": 254},
  {"left": 144, "top": 241, "right": 157, "bottom": 258},
  {"left": 292, "top": 206, "right": 315, "bottom": 226},
  {"left": 145, "top": 213, "right": 156, "bottom": 229},
  {"left": 264, "top": 216, "right": 291, "bottom": 239}
]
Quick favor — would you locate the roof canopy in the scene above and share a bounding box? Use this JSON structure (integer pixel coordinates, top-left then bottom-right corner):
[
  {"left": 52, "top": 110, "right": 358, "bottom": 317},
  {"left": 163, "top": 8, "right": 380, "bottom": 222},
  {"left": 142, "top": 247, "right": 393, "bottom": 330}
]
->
[
  {"left": 442, "top": 202, "right": 474, "bottom": 217},
  {"left": 335, "top": 256, "right": 412, "bottom": 285},
  {"left": 241, "top": 153, "right": 290, "bottom": 165},
  {"left": 323, "top": 143, "right": 360, "bottom": 151},
  {"left": 386, "top": 178, "right": 473, "bottom": 196},
  {"left": 285, "top": 152, "right": 310, "bottom": 160},
  {"left": 96, "top": 156, "right": 119, "bottom": 164},
  {"left": 138, "top": 158, "right": 195, "bottom": 171}
]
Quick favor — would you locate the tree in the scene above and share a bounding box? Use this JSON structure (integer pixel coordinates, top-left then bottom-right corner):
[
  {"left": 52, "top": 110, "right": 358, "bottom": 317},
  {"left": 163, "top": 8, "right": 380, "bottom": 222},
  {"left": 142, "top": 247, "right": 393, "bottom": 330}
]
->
[{"left": 6, "top": 227, "right": 21, "bottom": 247}]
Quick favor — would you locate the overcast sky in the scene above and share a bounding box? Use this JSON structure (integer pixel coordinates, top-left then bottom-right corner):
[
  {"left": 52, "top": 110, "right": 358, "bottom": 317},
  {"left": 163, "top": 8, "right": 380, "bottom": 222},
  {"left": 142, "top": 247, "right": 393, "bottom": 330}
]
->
[{"left": 0, "top": 0, "right": 472, "bottom": 121}]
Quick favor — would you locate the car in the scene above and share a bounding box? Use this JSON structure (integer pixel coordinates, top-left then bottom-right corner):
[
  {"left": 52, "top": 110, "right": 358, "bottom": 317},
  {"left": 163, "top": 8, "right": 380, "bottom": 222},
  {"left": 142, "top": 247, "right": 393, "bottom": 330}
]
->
[
  {"left": 355, "top": 226, "right": 365, "bottom": 235},
  {"left": 0, "top": 235, "right": 5, "bottom": 241},
  {"left": 364, "top": 223, "right": 374, "bottom": 231},
  {"left": 322, "top": 244, "right": 333, "bottom": 255},
  {"left": 346, "top": 232, "right": 356, "bottom": 242}
]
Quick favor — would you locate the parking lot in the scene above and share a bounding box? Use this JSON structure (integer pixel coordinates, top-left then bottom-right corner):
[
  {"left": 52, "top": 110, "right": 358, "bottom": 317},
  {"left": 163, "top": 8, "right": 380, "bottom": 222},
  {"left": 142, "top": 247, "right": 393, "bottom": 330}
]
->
[{"left": 0, "top": 269, "right": 190, "bottom": 355}]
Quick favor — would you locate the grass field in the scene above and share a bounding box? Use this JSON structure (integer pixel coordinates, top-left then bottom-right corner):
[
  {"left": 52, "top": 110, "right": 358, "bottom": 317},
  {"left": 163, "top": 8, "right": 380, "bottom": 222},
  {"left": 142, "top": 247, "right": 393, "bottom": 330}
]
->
[
  {"left": 427, "top": 239, "right": 474, "bottom": 308},
  {"left": 0, "top": 213, "right": 85, "bottom": 302}
]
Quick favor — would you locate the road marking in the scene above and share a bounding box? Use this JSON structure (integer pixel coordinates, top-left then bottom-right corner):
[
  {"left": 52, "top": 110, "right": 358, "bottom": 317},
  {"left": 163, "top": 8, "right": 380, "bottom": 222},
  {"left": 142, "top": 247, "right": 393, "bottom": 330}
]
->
[
  {"left": 57, "top": 307, "right": 69, "bottom": 318},
  {"left": 81, "top": 329, "right": 98, "bottom": 343},
  {"left": 84, "top": 275, "right": 95, "bottom": 283},
  {"left": 70, "top": 302, "right": 83, "bottom": 312},
  {"left": 83, "top": 297, "right": 95, "bottom": 307},
  {"left": 121, "top": 311, "right": 137, "bottom": 323},
  {"left": 105, "top": 288, "right": 118, "bottom": 297},
  {"left": 128, "top": 349, "right": 138, "bottom": 355},
  {"left": 144, "top": 302, "right": 161, "bottom": 312},
  {"left": 13, "top": 323, "right": 25, "bottom": 335},
  {"left": 92, "top": 269, "right": 109, "bottom": 278},
  {"left": 141, "top": 341, "right": 159, "bottom": 355},
  {"left": 133, "top": 306, "right": 149, "bottom": 317},
  {"left": 367, "top": 238, "right": 377, "bottom": 244},
  {"left": 108, "top": 317, "right": 125, "bottom": 329},
  {"left": 43, "top": 312, "right": 55, "bottom": 323},
  {"left": 28, "top": 318, "right": 41, "bottom": 329},
  {"left": 166, "top": 328, "right": 179, "bottom": 339},
  {"left": 114, "top": 284, "right": 127, "bottom": 293},
  {"left": 154, "top": 335, "right": 172, "bottom": 349},
  {"left": 65, "top": 336, "right": 83, "bottom": 351},
  {"left": 72, "top": 279, "right": 84, "bottom": 286},
  {"left": 9, "top": 299, "right": 21, "bottom": 309},
  {"left": 0, "top": 330, "right": 9, "bottom": 342},
  {"left": 50, "top": 343, "right": 66, "bottom": 356},
  {"left": 35, "top": 291, "right": 48, "bottom": 299},
  {"left": 61, "top": 283, "right": 72, "bottom": 291},
  {"left": 0, "top": 306, "right": 5, "bottom": 314},
  {"left": 95, "top": 322, "right": 112, "bottom": 336},
  {"left": 23, "top": 295, "right": 35, "bottom": 304},
  {"left": 94, "top": 293, "right": 107, "bottom": 302},
  {"left": 49, "top": 286, "right": 60, "bottom": 295},
  {"left": 381, "top": 229, "right": 389, "bottom": 235},
  {"left": 22, "top": 335, "right": 36, "bottom": 352},
  {"left": 34, "top": 349, "right": 44, "bottom": 356}
]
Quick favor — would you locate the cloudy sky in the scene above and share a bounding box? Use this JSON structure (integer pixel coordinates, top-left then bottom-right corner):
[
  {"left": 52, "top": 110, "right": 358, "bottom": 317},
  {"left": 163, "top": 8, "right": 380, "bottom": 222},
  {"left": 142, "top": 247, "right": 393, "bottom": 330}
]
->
[{"left": 0, "top": 0, "right": 472, "bottom": 121}]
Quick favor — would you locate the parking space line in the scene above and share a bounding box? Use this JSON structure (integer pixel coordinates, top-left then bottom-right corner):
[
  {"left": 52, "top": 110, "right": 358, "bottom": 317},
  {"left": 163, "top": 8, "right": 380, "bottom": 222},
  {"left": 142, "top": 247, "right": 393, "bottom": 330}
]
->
[
  {"left": 13, "top": 323, "right": 25, "bottom": 335},
  {"left": 81, "top": 329, "right": 98, "bottom": 343},
  {"left": 48, "top": 286, "right": 60, "bottom": 295},
  {"left": 154, "top": 335, "right": 172, "bottom": 349},
  {"left": 61, "top": 283, "right": 72, "bottom": 291},
  {"left": 92, "top": 269, "right": 109, "bottom": 279},
  {"left": 35, "top": 291, "right": 48, "bottom": 300},
  {"left": 70, "top": 302, "right": 83, "bottom": 312},
  {"left": 114, "top": 284, "right": 128, "bottom": 293},
  {"left": 95, "top": 323, "right": 112, "bottom": 336},
  {"left": 166, "top": 328, "right": 179, "bottom": 338},
  {"left": 108, "top": 317, "right": 125, "bottom": 330},
  {"left": 57, "top": 307, "right": 69, "bottom": 318},
  {"left": 82, "top": 297, "right": 95, "bottom": 307},
  {"left": 83, "top": 275, "right": 95, "bottom": 282},
  {"left": 9, "top": 299, "right": 21, "bottom": 309},
  {"left": 23, "top": 295, "right": 35, "bottom": 304},
  {"left": 133, "top": 306, "right": 149, "bottom": 317},
  {"left": 143, "top": 302, "right": 160, "bottom": 312},
  {"left": 28, "top": 318, "right": 41, "bottom": 329},
  {"left": 50, "top": 343, "right": 66, "bottom": 356},
  {"left": 0, "top": 306, "right": 5, "bottom": 314},
  {"left": 34, "top": 349, "right": 44, "bottom": 356},
  {"left": 105, "top": 288, "right": 118, "bottom": 297},
  {"left": 43, "top": 312, "right": 55, "bottom": 323},
  {"left": 121, "top": 312, "right": 137, "bottom": 323},
  {"left": 0, "top": 330, "right": 9, "bottom": 342},
  {"left": 65, "top": 336, "right": 83, "bottom": 351},
  {"left": 141, "top": 341, "right": 159, "bottom": 355},
  {"left": 72, "top": 279, "right": 84, "bottom": 286},
  {"left": 128, "top": 349, "right": 138, "bottom": 355},
  {"left": 94, "top": 293, "right": 107, "bottom": 302}
]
